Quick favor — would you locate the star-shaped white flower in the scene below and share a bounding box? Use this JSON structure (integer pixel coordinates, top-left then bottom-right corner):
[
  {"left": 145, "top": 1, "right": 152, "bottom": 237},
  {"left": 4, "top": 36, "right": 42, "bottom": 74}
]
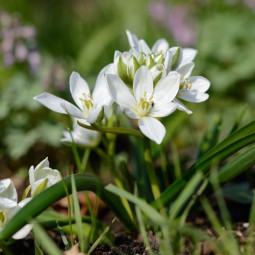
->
[
  {"left": 107, "top": 66, "right": 180, "bottom": 144},
  {"left": 34, "top": 65, "right": 113, "bottom": 124},
  {"left": 29, "top": 157, "right": 61, "bottom": 197},
  {"left": 0, "top": 179, "right": 32, "bottom": 239},
  {"left": 173, "top": 62, "right": 210, "bottom": 114},
  {"left": 61, "top": 118, "right": 100, "bottom": 147}
]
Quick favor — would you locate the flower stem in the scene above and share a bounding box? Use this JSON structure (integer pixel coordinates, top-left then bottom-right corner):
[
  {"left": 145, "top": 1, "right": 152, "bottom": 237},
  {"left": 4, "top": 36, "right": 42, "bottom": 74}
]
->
[
  {"left": 108, "top": 137, "right": 134, "bottom": 221},
  {"left": 77, "top": 121, "right": 144, "bottom": 138},
  {"left": 143, "top": 138, "right": 161, "bottom": 200}
]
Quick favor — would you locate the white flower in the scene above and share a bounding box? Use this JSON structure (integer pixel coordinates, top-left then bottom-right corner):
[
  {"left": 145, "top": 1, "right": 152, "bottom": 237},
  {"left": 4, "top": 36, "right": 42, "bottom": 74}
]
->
[
  {"left": 34, "top": 65, "right": 113, "bottom": 124},
  {"left": 29, "top": 158, "right": 61, "bottom": 197},
  {"left": 107, "top": 66, "right": 180, "bottom": 144},
  {"left": 61, "top": 118, "right": 100, "bottom": 147},
  {"left": 126, "top": 30, "right": 169, "bottom": 55},
  {"left": 173, "top": 62, "right": 210, "bottom": 114},
  {"left": 0, "top": 179, "right": 32, "bottom": 239}
]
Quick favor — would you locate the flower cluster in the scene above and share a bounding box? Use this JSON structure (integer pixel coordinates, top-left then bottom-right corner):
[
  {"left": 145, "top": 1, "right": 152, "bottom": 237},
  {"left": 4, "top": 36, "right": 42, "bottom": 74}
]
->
[
  {"left": 0, "top": 158, "right": 61, "bottom": 239},
  {"left": 34, "top": 31, "right": 210, "bottom": 144}
]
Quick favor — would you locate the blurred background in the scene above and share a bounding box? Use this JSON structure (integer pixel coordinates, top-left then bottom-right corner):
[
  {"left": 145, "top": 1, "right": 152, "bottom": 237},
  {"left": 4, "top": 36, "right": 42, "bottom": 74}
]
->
[{"left": 0, "top": 0, "right": 254, "bottom": 183}]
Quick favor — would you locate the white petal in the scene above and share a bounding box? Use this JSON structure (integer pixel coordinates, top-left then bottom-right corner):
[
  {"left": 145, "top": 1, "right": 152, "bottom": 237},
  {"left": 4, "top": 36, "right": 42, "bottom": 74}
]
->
[
  {"left": 153, "top": 71, "right": 180, "bottom": 104},
  {"left": 178, "top": 90, "right": 209, "bottom": 103},
  {"left": 69, "top": 72, "right": 90, "bottom": 109},
  {"left": 92, "top": 64, "right": 114, "bottom": 107},
  {"left": 87, "top": 107, "right": 103, "bottom": 124},
  {"left": 138, "top": 117, "right": 166, "bottom": 144},
  {"left": 138, "top": 40, "right": 151, "bottom": 54},
  {"left": 60, "top": 101, "right": 84, "bottom": 119},
  {"left": 0, "top": 197, "right": 17, "bottom": 209},
  {"left": 152, "top": 39, "right": 169, "bottom": 54},
  {"left": 189, "top": 76, "right": 210, "bottom": 92},
  {"left": 124, "top": 108, "right": 139, "bottom": 119},
  {"left": 126, "top": 30, "right": 139, "bottom": 50},
  {"left": 133, "top": 66, "right": 153, "bottom": 101},
  {"left": 34, "top": 157, "right": 49, "bottom": 171},
  {"left": 12, "top": 224, "right": 32, "bottom": 239},
  {"left": 18, "top": 198, "right": 32, "bottom": 208},
  {"left": 106, "top": 74, "right": 136, "bottom": 110},
  {"left": 150, "top": 102, "right": 177, "bottom": 117},
  {"left": 181, "top": 48, "right": 197, "bottom": 65},
  {"left": 173, "top": 98, "right": 193, "bottom": 114},
  {"left": 34, "top": 93, "right": 73, "bottom": 114},
  {"left": 177, "top": 62, "right": 195, "bottom": 79},
  {"left": 0, "top": 179, "right": 17, "bottom": 203}
]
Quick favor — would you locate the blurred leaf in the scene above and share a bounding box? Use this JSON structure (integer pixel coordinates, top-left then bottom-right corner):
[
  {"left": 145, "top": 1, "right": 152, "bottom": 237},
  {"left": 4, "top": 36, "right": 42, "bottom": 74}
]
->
[
  {"left": 196, "top": 115, "right": 222, "bottom": 159},
  {"left": 77, "top": 22, "right": 121, "bottom": 74},
  {"left": 222, "top": 183, "right": 253, "bottom": 204},
  {"left": 4, "top": 129, "right": 39, "bottom": 159}
]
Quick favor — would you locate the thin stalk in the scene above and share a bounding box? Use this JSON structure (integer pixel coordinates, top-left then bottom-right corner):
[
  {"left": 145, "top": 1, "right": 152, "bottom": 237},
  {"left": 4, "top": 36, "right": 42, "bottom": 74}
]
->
[
  {"left": 61, "top": 175, "right": 74, "bottom": 246},
  {"left": 81, "top": 149, "right": 91, "bottom": 173},
  {"left": 78, "top": 121, "right": 144, "bottom": 138},
  {"left": 143, "top": 138, "right": 161, "bottom": 200},
  {"left": 108, "top": 137, "right": 134, "bottom": 221}
]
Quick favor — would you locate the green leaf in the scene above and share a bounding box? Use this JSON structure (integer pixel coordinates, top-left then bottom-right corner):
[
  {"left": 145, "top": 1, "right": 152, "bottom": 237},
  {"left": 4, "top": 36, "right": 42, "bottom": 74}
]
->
[
  {"left": 222, "top": 183, "right": 253, "bottom": 204},
  {"left": 152, "top": 120, "right": 255, "bottom": 208},
  {"left": 217, "top": 144, "right": 255, "bottom": 183},
  {"left": 32, "top": 221, "right": 63, "bottom": 255},
  {"left": 0, "top": 174, "right": 134, "bottom": 240},
  {"left": 196, "top": 115, "right": 222, "bottom": 159},
  {"left": 71, "top": 174, "right": 84, "bottom": 252},
  {"left": 106, "top": 184, "right": 165, "bottom": 224}
]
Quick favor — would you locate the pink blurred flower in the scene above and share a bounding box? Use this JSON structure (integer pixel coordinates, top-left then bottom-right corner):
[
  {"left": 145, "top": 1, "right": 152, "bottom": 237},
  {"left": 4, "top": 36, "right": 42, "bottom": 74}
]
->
[{"left": 148, "top": 1, "right": 198, "bottom": 46}]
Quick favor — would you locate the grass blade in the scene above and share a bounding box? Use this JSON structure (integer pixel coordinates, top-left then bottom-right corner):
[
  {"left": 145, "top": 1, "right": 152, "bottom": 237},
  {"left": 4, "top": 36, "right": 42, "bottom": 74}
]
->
[
  {"left": 153, "top": 120, "right": 255, "bottom": 208},
  {"left": 32, "top": 221, "right": 62, "bottom": 255}
]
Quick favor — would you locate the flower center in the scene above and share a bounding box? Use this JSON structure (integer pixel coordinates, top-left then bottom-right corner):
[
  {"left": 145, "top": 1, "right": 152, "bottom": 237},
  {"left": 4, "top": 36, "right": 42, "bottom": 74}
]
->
[
  {"left": 137, "top": 91, "right": 154, "bottom": 117},
  {"left": 79, "top": 93, "right": 94, "bottom": 118},
  {"left": 180, "top": 75, "right": 192, "bottom": 90}
]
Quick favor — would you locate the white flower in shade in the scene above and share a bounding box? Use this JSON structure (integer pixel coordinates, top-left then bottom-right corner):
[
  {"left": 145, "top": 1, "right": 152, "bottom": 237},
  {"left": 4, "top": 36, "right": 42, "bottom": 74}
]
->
[
  {"left": 61, "top": 118, "right": 101, "bottom": 147},
  {"left": 33, "top": 65, "right": 113, "bottom": 124},
  {"left": 107, "top": 66, "right": 180, "bottom": 144},
  {"left": 0, "top": 179, "right": 32, "bottom": 239},
  {"left": 173, "top": 62, "right": 210, "bottom": 114},
  {"left": 29, "top": 158, "right": 61, "bottom": 197}
]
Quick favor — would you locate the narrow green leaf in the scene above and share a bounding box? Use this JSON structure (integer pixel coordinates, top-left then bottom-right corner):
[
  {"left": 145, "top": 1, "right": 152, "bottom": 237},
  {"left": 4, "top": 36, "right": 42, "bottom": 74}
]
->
[
  {"left": 32, "top": 221, "right": 62, "bottom": 255},
  {"left": 106, "top": 184, "right": 165, "bottom": 224},
  {"left": 196, "top": 115, "right": 222, "bottom": 159},
  {"left": 87, "top": 218, "right": 115, "bottom": 255},
  {"left": 0, "top": 174, "right": 134, "bottom": 240},
  {"left": 152, "top": 120, "right": 255, "bottom": 208},
  {"left": 71, "top": 174, "right": 84, "bottom": 252},
  {"left": 217, "top": 144, "right": 255, "bottom": 183},
  {"left": 169, "top": 172, "right": 203, "bottom": 221}
]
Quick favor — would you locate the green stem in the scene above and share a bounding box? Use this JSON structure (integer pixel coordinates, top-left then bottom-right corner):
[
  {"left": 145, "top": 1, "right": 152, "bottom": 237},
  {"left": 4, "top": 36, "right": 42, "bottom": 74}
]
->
[
  {"left": 77, "top": 121, "right": 144, "bottom": 138},
  {"left": 143, "top": 138, "right": 161, "bottom": 200},
  {"left": 108, "top": 137, "right": 134, "bottom": 221},
  {"left": 81, "top": 149, "right": 91, "bottom": 172}
]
